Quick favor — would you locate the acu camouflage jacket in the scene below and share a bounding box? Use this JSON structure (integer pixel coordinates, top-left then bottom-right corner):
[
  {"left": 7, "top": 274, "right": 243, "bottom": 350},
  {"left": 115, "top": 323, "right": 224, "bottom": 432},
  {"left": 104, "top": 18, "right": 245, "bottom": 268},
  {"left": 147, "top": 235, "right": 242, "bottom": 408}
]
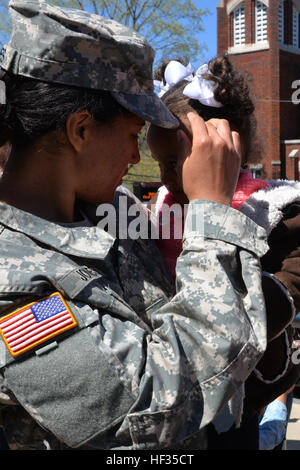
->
[{"left": 0, "top": 188, "right": 268, "bottom": 450}]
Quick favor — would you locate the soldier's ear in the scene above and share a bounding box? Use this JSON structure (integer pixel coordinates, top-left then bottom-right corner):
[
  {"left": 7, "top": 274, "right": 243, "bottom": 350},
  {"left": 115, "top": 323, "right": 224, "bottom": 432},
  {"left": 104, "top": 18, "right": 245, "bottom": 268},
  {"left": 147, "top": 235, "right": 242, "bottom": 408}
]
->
[{"left": 65, "top": 110, "right": 92, "bottom": 153}]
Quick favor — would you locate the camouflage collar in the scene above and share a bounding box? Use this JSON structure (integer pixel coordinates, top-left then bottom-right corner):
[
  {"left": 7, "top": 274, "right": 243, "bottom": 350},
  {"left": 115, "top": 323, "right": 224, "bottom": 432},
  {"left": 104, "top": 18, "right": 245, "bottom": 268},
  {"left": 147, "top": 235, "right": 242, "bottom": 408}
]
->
[{"left": 0, "top": 202, "right": 115, "bottom": 259}]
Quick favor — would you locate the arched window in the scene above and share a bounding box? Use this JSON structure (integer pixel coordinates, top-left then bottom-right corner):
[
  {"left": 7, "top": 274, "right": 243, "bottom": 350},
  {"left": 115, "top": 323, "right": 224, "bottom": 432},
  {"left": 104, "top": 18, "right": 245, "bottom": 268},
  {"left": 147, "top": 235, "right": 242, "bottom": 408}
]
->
[
  {"left": 233, "top": 3, "right": 246, "bottom": 46},
  {"left": 255, "top": 1, "right": 268, "bottom": 42},
  {"left": 228, "top": 0, "right": 269, "bottom": 52}
]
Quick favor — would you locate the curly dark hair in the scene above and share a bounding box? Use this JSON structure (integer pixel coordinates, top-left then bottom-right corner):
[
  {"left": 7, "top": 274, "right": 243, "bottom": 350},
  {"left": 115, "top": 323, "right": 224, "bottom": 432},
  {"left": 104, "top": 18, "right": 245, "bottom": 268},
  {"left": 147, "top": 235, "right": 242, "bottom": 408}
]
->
[{"left": 154, "top": 54, "right": 259, "bottom": 163}]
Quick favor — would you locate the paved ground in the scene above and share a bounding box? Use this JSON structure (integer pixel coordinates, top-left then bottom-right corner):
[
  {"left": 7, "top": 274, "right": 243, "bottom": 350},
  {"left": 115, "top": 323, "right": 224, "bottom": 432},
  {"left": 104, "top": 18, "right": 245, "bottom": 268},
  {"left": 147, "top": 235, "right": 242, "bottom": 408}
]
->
[{"left": 286, "top": 397, "right": 300, "bottom": 450}]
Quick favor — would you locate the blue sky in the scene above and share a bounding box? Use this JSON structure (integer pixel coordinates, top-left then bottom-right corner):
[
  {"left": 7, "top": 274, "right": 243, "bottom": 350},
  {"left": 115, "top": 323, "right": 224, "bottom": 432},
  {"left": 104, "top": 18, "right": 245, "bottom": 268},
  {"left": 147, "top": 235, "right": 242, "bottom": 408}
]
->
[
  {"left": 0, "top": 0, "right": 219, "bottom": 59},
  {"left": 198, "top": 0, "right": 219, "bottom": 62}
]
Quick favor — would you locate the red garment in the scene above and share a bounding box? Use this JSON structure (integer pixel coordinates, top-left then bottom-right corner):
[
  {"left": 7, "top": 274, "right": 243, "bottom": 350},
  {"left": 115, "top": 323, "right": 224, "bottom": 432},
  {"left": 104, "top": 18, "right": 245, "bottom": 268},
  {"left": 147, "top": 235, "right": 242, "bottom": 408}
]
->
[
  {"left": 156, "top": 172, "right": 269, "bottom": 277},
  {"left": 232, "top": 171, "right": 269, "bottom": 210},
  {"left": 155, "top": 188, "right": 184, "bottom": 278}
]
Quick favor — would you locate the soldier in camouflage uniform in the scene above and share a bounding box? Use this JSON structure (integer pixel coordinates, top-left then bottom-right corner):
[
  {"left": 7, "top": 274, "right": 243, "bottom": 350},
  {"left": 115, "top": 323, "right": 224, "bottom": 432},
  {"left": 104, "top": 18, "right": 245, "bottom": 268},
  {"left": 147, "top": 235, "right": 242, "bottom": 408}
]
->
[{"left": 0, "top": 0, "right": 268, "bottom": 450}]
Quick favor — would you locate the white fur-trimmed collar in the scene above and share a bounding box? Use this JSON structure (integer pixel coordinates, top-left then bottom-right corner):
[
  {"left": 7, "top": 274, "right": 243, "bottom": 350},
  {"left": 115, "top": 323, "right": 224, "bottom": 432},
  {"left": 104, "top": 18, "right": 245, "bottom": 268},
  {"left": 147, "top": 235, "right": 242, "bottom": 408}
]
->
[{"left": 239, "top": 179, "right": 300, "bottom": 236}]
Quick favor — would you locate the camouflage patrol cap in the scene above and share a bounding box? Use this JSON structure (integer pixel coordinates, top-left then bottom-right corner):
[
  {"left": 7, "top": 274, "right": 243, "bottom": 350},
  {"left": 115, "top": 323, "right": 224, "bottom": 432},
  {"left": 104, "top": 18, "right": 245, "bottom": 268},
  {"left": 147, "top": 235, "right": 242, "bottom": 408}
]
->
[{"left": 0, "top": 0, "right": 179, "bottom": 129}]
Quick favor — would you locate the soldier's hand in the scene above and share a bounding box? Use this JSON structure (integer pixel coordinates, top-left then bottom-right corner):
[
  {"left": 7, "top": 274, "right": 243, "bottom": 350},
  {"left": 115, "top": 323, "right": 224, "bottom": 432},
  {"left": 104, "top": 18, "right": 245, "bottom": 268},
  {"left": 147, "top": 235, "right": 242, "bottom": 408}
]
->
[{"left": 178, "top": 113, "right": 241, "bottom": 206}]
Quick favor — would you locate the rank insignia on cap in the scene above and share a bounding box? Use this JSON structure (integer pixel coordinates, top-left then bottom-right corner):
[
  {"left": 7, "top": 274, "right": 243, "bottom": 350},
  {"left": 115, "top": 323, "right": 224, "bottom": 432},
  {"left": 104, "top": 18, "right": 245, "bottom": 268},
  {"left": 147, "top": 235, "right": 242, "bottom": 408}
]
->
[{"left": 0, "top": 292, "right": 77, "bottom": 357}]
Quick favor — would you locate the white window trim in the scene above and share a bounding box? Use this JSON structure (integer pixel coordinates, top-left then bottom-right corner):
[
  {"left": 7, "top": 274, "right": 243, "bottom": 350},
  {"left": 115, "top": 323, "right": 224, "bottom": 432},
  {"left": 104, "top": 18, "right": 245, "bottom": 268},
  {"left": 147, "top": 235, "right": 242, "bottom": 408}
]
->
[
  {"left": 280, "top": 43, "right": 300, "bottom": 54},
  {"left": 227, "top": 0, "right": 268, "bottom": 15},
  {"left": 281, "top": 139, "right": 300, "bottom": 144},
  {"left": 249, "top": 163, "right": 263, "bottom": 169},
  {"left": 228, "top": 40, "right": 269, "bottom": 55},
  {"left": 289, "top": 149, "right": 300, "bottom": 158}
]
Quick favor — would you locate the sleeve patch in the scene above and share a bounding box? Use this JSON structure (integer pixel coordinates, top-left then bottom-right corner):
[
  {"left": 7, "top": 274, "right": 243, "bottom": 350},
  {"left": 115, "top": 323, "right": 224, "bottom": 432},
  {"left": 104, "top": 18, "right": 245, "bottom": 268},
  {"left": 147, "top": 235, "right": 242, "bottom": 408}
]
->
[{"left": 0, "top": 292, "right": 77, "bottom": 357}]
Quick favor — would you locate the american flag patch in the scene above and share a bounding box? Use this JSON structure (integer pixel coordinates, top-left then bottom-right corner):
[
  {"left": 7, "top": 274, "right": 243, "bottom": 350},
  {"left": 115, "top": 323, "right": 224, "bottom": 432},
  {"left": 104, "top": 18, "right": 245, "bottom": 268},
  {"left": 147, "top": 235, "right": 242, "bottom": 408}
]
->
[{"left": 0, "top": 292, "right": 77, "bottom": 357}]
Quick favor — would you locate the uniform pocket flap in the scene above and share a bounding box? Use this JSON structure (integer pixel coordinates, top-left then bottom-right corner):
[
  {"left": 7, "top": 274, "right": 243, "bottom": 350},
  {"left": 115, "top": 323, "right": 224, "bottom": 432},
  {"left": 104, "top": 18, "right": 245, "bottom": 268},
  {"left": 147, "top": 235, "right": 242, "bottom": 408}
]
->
[{"left": 3, "top": 327, "right": 135, "bottom": 448}]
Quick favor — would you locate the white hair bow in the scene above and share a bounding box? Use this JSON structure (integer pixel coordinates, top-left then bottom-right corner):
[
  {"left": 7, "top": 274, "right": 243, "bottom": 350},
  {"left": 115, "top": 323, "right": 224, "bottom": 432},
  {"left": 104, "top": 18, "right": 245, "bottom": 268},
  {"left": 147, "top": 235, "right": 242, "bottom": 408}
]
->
[
  {"left": 183, "top": 64, "right": 222, "bottom": 108},
  {"left": 154, "top": 60, "right": 194, "bottom": 97},
  {"left": 154, "top": 60, "right": 223, "bottom": 108}
]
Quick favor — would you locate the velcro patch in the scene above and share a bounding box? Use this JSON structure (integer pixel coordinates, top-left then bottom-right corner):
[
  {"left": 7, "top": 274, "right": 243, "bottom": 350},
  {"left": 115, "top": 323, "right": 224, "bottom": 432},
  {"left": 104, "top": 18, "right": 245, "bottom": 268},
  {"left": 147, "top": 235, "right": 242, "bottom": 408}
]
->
[{"left": 0, "top": 292, "right": 77, "bottom": 358}]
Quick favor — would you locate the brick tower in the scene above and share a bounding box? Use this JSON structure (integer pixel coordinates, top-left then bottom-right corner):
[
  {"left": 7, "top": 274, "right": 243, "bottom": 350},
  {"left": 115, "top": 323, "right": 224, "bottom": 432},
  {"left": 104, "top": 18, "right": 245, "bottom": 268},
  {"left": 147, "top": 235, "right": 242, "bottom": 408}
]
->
[{"left": 217, "top": 0, "right": 300, "bottom": 180}]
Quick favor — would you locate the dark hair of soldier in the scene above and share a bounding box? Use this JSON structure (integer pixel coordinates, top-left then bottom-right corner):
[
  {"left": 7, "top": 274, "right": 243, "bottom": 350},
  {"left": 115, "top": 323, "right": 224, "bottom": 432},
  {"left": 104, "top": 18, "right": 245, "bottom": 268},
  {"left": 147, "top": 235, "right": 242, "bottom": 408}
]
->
[
  {"left": 154, "top": 54, "right": 261, "bottom": 166},
  {"left": 0, "top": 72, "right": 129, "bottom": 152}
]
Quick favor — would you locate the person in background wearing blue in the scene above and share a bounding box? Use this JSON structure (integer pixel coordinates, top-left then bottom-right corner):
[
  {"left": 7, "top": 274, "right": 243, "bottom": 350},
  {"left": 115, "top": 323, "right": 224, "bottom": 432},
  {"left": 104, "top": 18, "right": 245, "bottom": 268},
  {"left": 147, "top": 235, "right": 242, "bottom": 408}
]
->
[
  {"left": 259, "top": 328, "right": 300, "bottom": 450},
  {"left": 259, "top": 385, "right": 295, "bottom": 450}
]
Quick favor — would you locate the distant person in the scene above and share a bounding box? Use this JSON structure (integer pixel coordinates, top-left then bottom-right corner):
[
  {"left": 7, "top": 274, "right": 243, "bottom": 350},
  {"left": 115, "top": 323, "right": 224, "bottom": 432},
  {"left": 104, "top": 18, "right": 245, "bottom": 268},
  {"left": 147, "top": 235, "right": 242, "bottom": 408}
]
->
[{"left": 259, "top": 386, "right": 295, "bottom": 450}]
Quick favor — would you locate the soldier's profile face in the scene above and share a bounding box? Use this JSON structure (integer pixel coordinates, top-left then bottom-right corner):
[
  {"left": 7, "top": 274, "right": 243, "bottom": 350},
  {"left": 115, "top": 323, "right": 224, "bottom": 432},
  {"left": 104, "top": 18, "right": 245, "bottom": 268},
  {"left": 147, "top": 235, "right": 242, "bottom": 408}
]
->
[{"left": 75, "top": 113, "right": 145, "bottom": 204}]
